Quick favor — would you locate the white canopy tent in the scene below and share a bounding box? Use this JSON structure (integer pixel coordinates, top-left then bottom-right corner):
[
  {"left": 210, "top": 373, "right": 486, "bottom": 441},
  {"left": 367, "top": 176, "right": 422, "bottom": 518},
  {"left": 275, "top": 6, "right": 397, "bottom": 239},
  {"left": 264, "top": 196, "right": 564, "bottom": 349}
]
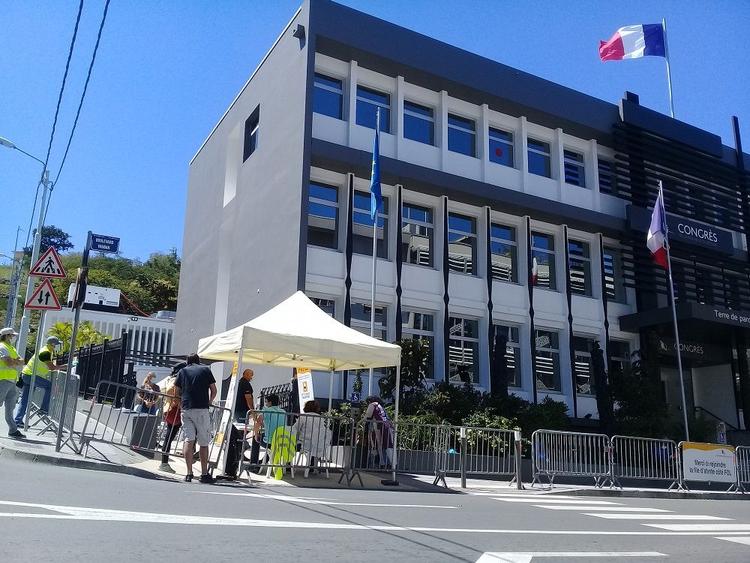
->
[{"left": 197, "top": 291, "right": 402, "bottom": 480}]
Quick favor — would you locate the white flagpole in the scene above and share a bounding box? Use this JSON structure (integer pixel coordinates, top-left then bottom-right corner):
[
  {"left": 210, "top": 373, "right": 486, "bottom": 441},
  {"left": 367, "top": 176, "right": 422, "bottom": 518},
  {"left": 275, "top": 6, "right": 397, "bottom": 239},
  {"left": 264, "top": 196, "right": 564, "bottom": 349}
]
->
[
  {"left": 660, "top": 180, "right": 690, "bottom": 441},
  {"left": 368, "top": 108, "right": 381, "bottom": 398},
  {"left": 662, "top": 18, "right": 676, "bottom": 119}
]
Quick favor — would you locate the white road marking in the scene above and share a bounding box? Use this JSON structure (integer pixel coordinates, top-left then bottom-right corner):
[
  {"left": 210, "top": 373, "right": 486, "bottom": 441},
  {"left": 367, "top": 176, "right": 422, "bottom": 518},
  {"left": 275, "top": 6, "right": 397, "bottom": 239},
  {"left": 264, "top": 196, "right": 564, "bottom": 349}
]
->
[
  {"left": 584, "top": 514, "right": 730, "bottom": 521},
  {"left": 536, "top": 506, "right": 670, "bottom": 512},
  {"left": 647, "top": 523, "right": 750, "bottom": 532},
  {"left": 494, "top": 498, "right": 619, "bottom": 505},
  {"left": 485, "top": 494, "right": 581, "bottom": 499},
  {"left": 476, "top": 552, "right": 666, "bottom": 562},
  {"left": 715, "top": 536, "right": 750, "bottom": 546},
  {"left": 0, "top": 500, "right": 747, "bottom": 535},
  {"left": 193, "top": 490, "right": 459, "bottom": 509}
]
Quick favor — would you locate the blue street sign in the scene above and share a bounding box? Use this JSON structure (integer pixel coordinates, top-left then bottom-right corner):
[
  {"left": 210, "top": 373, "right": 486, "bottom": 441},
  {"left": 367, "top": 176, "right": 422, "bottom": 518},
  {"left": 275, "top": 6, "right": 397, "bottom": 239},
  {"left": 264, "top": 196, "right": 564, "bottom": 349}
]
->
[{"left": 90, "top": 233, "right": 120, "bottom": 253}]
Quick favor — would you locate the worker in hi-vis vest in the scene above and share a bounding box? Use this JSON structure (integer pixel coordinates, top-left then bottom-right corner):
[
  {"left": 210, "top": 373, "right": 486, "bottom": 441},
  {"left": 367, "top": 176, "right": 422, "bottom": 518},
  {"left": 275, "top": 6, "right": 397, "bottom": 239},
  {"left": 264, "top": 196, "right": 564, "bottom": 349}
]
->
[
  {"left": 0, "top": 327, "right": 26, "bottom": 438},
  {"left": 14, "top": 336, "right": 67, "bottom": 427}
]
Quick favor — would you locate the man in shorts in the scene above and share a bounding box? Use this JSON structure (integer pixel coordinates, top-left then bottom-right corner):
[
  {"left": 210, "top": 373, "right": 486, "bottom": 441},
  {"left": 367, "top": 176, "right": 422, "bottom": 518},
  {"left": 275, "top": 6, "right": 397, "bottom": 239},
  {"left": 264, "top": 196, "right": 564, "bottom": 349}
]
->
[{"left": 175, "top": 353, "right": 217, "bottom": 483}]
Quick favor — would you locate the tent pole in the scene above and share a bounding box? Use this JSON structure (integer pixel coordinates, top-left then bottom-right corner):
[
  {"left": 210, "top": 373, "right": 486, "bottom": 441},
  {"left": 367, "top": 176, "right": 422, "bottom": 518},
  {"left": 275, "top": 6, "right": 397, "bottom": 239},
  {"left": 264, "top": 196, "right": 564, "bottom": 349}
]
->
[
  {"left": 328, "top": 369, "right": 334, "bottom": 413},
  {"left": 220, "top": 330, "right": 246, "bottom": 476}
]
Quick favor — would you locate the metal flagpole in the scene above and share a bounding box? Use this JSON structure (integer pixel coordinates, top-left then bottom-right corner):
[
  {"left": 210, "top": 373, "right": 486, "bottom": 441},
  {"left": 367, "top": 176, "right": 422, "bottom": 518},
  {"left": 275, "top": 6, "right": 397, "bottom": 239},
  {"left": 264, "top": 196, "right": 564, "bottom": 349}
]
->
[
  {"left": 368, "top": 108, "right": 382, "bottom": 397},
  {"left": 662, "top": 18, "right": 676, "bottom": 119},
  {"left": 660, "top": 181, "right": 690, "bottom": 441}
]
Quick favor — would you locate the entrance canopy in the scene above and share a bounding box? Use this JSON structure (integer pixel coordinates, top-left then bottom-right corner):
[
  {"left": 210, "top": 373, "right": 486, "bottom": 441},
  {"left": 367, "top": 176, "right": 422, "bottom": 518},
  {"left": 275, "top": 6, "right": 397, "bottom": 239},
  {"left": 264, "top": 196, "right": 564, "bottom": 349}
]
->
[{"left": 197, "top": 291, "right": 401, "bottom": 371}]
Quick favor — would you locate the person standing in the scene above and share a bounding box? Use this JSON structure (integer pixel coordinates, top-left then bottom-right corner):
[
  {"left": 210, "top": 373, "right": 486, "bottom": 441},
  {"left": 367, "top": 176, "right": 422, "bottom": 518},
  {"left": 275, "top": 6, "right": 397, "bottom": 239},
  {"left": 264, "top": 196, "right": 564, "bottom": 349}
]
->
[
  {"left": 135, "top": 372, "right": 161, "bottom": 415},
  {"left": 0, "top": 327, "right": 26, "bottom": 438},
  {"left": 223, "top": 368, "right": 254, "bottom": 479},
  {"left": 159, "top": 362, "right": 185, "bottom": 474},
  {"left": 14, "top": 336, "right": 67, "bottom": 427},
  {"left": 174, "top": 354, "right": 217, "bottom": 483}
]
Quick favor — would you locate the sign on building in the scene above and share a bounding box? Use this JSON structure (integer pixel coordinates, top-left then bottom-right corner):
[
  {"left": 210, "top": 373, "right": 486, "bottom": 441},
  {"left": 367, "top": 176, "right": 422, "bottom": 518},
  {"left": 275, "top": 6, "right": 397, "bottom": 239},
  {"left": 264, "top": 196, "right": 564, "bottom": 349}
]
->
[{"left": 681, "top": 442, "right": 736, "bottom": 484}]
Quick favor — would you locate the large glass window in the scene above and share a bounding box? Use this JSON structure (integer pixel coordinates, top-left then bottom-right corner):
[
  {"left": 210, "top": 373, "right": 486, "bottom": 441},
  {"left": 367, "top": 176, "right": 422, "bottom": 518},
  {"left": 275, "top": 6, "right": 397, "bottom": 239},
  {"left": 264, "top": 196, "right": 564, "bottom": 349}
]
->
[
  {"left": 403, "top": 101, "right": 435, "bottom": 145},
  {"left": 528, "top": 138, "right": 551, "bottom": 178},
  {"left": 603, "top": 247, "right": 626, "bottom": 303},
  {"left": 448, "top": 213, "right": 477, "bottom": 275},
  {"left": 353, "top": 190, "right": 388, "bottom": 259},
  {"left": 490, "top": 224, "right": 517, "bottom": 282},
  {"left": 313, "top": 73, "right": 343, "bottom": 119},
  {"left": 532, "top": 232, "right": 556, "bottom": 290},
  {"left": 356, "top": 86, "right": 390, "bottom": 132},
  {"left": 402, "top": 311, "right": 434, "bottom": 380},
  {"left": 489, "top": 127, "right": 514, "bottom": 167},
  {"left": 494, "top": 324, "right": 521, "bottom": 387},
  {"left": 568, "top": 239, "right": 592, "bottom": 297},
  {"left": 564, "top": 149, "right": 586, "bottom": 187},
  {"left": 401, "top": 203, "right": 434, "bottom": 267},
  {"left": 573, "top": 336, "right": 596, "bottom": 395},
  {"left": 534, "top": 329, "right": 560, "bottom": 392},
  {"left": 307, "top": 182, "right": 339, "bottom": 249},
  {"left": 598, "top": 159, "right": 617, "bottom": 195},
  {"left": 448, "top": 317, "right": 479, "bottom": 383},
  {"left": 608, "top": 340, "right": 631, "bottom": 381},
  {"left": 351, "top": 302, "right": 388, "bottom": 392},
  {"left": 448, "top": 114, "right": 476, "bottom": 157},
  {"left": 311, "top": 297, "right": 335, "bottom": 317}
]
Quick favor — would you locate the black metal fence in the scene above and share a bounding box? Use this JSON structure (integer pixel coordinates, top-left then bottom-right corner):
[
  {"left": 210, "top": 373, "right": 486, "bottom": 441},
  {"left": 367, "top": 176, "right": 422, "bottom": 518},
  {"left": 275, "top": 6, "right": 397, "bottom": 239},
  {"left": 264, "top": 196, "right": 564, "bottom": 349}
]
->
[
  {"left": 259, "top": 383, "right": 292, "bottom": 411},
  {"left": 70, "top": 330, "right": 131, "bottom": 399}
]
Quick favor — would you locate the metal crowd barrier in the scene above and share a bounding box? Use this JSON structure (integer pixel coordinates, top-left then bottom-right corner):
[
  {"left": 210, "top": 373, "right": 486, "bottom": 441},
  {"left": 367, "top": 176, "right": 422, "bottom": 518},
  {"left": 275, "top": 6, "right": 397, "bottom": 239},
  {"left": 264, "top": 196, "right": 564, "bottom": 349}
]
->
[
  {"left": 395, "top": 422, "right": 451, "bottom": 486},
  {"left": 610, "top": 435, "right": 679, "bottom": 489},
  {"left": 238, "top": 409, "right": 352, "bottom": 484},
  {"left": 736, "top": 446, "right": 750, "bottom": 492},
  {"left": 531, "top": 429, "right": 613, "bottom": 487},
  {"left": 79, "top": 380, "right": 232, "bottom": 476},
  {"left": 33, "top": 370, "right": 81, "bottom": 452}
]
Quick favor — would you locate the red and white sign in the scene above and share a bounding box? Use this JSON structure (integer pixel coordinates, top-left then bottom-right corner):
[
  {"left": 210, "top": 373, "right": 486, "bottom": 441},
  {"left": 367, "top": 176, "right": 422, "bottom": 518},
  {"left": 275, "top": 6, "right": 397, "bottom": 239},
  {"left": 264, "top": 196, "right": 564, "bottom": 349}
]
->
[
  {"left": 29, "top": 247, "right": 66, "bottom": 279},
  {"left": 25, "top": 278, "right": 62, "bottom": 311}
]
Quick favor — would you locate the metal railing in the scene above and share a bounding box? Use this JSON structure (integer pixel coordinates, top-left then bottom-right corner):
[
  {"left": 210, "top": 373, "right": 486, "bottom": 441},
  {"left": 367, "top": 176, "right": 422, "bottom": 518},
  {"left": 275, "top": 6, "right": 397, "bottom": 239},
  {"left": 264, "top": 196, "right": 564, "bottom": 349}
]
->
[
  {"left": 78, "top": 380, "right": 231, "bottom": 475},
  {"left": 31, "top": 370, "right": 81, "bottom": 453},
  {"left": 610, "top": 435, "right": 679, "bottom": 489},
  {"left": 444, "top": 425, "right": 516, "bottom": 483},
  {"left": 531, "top": 429, "right": 613, "bottom": 488},
  {"left": 737, "top": 446, "right": 750, "bottom": 492}
]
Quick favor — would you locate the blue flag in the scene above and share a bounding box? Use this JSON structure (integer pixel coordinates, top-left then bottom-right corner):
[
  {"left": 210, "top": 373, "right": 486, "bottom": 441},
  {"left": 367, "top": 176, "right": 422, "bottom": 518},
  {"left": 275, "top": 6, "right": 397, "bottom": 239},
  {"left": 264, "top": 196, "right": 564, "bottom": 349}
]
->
[{"left": 370, "top": 108, "right": 382, "bottom": 220}]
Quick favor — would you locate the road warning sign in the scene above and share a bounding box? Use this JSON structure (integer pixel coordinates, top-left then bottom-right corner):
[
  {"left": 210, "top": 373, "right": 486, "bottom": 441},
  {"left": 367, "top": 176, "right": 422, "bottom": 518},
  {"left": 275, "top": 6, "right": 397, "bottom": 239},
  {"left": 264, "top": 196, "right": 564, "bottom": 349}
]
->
[
  {"left": 29, "top": 247, "right": 66, "bottom": 279},
  {"left": 25, "top": 278, "right": 62, "bottom": 311}
]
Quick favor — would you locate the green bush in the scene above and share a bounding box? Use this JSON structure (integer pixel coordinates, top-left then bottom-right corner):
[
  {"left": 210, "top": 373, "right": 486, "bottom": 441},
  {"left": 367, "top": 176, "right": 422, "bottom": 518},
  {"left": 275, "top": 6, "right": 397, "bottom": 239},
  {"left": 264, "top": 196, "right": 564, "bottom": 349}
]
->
[{"left": 462, "top": 409, "right": 517, "bottom": 430}]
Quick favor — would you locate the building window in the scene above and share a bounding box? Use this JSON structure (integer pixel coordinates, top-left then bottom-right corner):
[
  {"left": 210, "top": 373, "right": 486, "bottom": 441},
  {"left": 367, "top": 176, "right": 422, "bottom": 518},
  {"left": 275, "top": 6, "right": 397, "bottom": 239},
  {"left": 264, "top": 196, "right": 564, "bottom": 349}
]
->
[
  {"left": 313, "top": 73, "right": 343, "bottom": 119},
  {"left": 356, "top": 86, "right": 390, "bottom": 132},
  {"left": 494, "top": 324, "right": 521, "bottom": 387},
  {"left": 490, "top": 224, "right": 517, "bottom": 282},
  {"left": 402, "top": 310, "right": 434, "bottom": 379},
  {"left": 528, "top": 138, "right": 551, "bottom": 178},
  {"left": 603, "top": 247, "right": 626, "bottom": 303},
  {"left": 448, "top": 317, "right": 479, "bottom": 383},
  {"left": 447, "top": 114, "right": 476, "bottom": 157},
  {"left": 608, "top": 340, "right": 631, "bottom": 380},
  {"left": 307, "top": 181, "right": 338, "bottom": 249},
  {"left": 568, "top": 239, "right": 592, "bottom": 297},
  {"left": 534, "top": 329, "right": 560, "bottom": 392},
  {"left": 402, "top": 203, "right": 434, "bottom": 267},
  {"left": 353, "top": 190, "right": 388, "bottom": 259},
  {"left": 403, "top": 100, "right": 435, "bottom": 145},
  {"left": 489, "top": 127, "right": 514, "bottom": 167},
  {"left": 448, "top": 213, "right": 477, "bottom": 275},
  {"left": 564, "top": 149, "right": 586, "bottom": 187},
  {"left": 598, "top": 159, "right": 617, "bottom": 195},
  {"left": 573, "top": 336, "right": 596, "bottom": 395},
  {"left": 351, "top": 302, "right": 388, "bottom": 390},
  {"left": 532, "top": 232, "right": 556, "bottom": 290},
  {"left": 311, "top": 297, "right": 335, "bottom": 317},
  {"left": 243, "top": 106, "right": 259, "bottom": 161}
]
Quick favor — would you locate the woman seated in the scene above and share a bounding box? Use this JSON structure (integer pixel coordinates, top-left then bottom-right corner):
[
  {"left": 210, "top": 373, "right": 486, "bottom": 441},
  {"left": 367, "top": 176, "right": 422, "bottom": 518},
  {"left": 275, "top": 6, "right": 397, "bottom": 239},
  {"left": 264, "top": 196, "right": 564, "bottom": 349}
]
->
[{"left": 291, "top": 400, "right": 331, "bottom": 472}]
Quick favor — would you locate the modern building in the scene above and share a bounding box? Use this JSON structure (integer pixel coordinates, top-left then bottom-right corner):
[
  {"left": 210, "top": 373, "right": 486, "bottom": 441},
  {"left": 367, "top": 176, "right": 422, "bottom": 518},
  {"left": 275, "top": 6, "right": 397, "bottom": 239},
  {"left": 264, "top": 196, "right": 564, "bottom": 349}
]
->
[{"left": 174, "top": 0, "right": 750, "bottom": 428}]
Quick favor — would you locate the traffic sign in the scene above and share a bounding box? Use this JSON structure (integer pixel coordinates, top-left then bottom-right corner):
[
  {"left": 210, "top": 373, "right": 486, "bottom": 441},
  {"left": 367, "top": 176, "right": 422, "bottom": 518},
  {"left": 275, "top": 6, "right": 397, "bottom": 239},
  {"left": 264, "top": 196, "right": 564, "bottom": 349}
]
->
[
  {"left": 25, "top": 278, "right": 62, "bottom": 311},
  {"left": 90, "top": 233, "right": 120, "bottom": 253},
  {"left": 29, "top": 246, "right": 66, "bottom": 279}
]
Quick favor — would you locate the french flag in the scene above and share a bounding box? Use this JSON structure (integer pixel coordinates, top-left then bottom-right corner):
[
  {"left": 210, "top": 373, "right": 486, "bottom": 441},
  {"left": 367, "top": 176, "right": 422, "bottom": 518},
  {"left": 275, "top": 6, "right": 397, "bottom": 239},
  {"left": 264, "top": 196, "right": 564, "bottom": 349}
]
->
[
  {"left": 647, "top": 188, "right": 669, "bottom": 269},
  {"left": 599, "top": 24, "right": 666, "bottom": 62}
]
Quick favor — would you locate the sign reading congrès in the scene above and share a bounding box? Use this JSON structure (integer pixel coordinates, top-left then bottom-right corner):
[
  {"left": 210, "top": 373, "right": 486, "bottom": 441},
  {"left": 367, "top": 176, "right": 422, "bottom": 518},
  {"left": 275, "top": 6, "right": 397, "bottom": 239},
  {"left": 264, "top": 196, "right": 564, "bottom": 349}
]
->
[{"left": 628, "top": 205, "right": 735, "bottom": 254}]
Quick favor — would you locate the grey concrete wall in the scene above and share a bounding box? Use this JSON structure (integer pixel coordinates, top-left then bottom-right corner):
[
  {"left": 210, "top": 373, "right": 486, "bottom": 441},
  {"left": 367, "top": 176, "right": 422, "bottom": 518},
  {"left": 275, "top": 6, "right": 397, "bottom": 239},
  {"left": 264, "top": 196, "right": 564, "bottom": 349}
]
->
[{"left": 175, "top": 3, "right": 311, "bottom": 358}]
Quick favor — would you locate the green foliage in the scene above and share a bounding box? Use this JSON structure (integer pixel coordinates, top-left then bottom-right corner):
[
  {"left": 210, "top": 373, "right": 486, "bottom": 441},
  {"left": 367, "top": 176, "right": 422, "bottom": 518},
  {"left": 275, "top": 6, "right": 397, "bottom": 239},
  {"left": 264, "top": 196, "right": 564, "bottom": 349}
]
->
[
  {"left": 516, "top": 397, "right": 570, "bottom": 436},
  {"left": 462, "top": 409, "right": 517, "bottom": 430},
  {"left": 379, "top": 338, "right": 430, "bottom": 401},
  {"left": 48, "top": 321, "right": 107, "bottom": 353},
  {"left": 24, "top": 225, "right": 73, "bottom": 255},
  {"left": 610, "top": 355, "right": 670, "bottom": 438}
]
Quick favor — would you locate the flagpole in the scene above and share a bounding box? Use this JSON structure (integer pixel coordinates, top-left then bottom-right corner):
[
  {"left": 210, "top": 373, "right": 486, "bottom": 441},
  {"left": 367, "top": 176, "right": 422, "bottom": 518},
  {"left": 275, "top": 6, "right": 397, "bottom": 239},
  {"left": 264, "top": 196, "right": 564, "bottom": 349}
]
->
[
  {"left": 368, "top": 108, "right": 381, "bottom": 397},
  {"left": 662, "top": 18, "right": 676, "bottom": 118},
  {"left": 660, "top": 181, "right": 689, "bottom": 441}
]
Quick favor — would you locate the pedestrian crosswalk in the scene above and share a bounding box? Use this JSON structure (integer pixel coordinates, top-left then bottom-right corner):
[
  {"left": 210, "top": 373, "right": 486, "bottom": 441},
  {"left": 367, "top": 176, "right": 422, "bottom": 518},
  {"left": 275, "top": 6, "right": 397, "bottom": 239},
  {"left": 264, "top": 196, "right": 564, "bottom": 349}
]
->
[{"left": 489, "top": 493, "right": 750, "bottom": 547}]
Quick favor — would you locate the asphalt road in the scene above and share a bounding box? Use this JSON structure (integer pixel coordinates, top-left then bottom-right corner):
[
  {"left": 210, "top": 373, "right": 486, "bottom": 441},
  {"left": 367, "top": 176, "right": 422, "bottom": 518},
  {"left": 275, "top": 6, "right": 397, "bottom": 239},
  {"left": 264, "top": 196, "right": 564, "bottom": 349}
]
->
[{"left": 2, "top": 456, "right": 750, "bottom": 562}]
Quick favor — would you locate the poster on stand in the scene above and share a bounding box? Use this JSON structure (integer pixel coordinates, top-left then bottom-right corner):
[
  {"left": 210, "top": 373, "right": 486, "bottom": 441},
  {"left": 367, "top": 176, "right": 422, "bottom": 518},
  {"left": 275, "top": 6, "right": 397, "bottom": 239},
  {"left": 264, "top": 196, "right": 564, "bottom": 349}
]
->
[
  {"left": 297, "top": 367, "right": 314, "bottom": 408},
  {"left": 681, "top": 442, "right": 736, "bottom": 483}
]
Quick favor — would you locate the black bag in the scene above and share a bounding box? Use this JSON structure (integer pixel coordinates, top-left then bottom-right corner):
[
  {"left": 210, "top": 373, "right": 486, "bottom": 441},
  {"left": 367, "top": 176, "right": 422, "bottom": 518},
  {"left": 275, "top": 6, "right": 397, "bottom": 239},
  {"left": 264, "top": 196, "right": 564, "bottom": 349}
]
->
[{"left": 16, "top": 374, "right": 24, "bottom": 389}]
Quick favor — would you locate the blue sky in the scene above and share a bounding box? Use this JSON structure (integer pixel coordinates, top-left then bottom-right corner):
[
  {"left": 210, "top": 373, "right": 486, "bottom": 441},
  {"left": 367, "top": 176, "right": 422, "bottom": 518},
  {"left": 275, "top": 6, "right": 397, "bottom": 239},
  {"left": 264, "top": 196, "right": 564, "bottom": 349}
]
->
[{"left": 2, "top": 0, "right": 748, "bottom": 262}]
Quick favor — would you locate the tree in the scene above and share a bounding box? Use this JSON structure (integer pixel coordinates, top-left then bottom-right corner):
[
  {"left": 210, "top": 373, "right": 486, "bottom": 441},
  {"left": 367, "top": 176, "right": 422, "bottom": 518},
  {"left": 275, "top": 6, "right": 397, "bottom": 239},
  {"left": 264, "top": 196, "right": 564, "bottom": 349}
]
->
[
  {"left": 379, "top": 338, "right": 430, "bottom": 401},
  {"left": 24, "top": 225, "right": 73, "bottom": 255},
  {"left": 48, "top": 321, "right": 107, "bottom": 353}
]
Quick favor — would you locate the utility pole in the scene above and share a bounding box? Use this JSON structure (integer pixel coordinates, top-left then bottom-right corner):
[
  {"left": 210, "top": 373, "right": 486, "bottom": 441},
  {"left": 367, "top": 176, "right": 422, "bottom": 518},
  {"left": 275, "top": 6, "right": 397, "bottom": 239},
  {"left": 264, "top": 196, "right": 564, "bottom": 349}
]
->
[{"left": 4, "top": 226, "right": 24, "bottom": 327}]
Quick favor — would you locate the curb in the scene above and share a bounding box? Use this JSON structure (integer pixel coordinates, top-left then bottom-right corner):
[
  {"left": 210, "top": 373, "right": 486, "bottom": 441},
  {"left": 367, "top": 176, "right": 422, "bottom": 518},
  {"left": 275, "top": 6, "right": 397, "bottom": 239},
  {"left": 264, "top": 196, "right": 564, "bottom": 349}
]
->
[
  {"left": 563, "top": 487, "right": 748, "bottom": 501},
  {"left": 0, "top": 443, "right": 164, "bottom": 481}
]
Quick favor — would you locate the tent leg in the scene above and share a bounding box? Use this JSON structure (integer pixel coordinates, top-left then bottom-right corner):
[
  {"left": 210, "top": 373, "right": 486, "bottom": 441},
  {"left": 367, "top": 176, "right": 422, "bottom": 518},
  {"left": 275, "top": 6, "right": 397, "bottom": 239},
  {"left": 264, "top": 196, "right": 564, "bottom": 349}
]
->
[
  {"left": 328, "top": 369, "right": 334, "bottom": 413},
  {"left": 383, "top": 361, "right": 400, "bottom": 486},
  {"left": 219, "top": 334, "right": 246, "bottom": 476}
]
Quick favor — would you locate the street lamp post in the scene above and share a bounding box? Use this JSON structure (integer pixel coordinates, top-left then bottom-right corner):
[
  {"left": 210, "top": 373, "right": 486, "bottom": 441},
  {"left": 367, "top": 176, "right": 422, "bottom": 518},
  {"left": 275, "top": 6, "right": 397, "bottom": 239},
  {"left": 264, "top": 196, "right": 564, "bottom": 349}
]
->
[
  {"left": 4, "top": 226, "right": 25, "bottom": 327},
  {"left": 0, "top": 136, "right": 52, "bottom": 357}
]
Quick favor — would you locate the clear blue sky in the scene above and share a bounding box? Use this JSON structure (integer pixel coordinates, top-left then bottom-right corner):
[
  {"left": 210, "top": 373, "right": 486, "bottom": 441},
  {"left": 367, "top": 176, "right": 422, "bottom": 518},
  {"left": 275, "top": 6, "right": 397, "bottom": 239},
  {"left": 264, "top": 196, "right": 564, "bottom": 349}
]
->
[{"left": 3, "top": 0, "right": 748, "bottom": 263}]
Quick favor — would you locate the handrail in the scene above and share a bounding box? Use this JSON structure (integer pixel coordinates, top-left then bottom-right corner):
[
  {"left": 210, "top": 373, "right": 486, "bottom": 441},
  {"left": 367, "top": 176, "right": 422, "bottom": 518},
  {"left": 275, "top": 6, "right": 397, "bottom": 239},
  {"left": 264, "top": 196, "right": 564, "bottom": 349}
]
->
[{"left": 694, "top": 406, "right": 738, "bottom": 431}]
